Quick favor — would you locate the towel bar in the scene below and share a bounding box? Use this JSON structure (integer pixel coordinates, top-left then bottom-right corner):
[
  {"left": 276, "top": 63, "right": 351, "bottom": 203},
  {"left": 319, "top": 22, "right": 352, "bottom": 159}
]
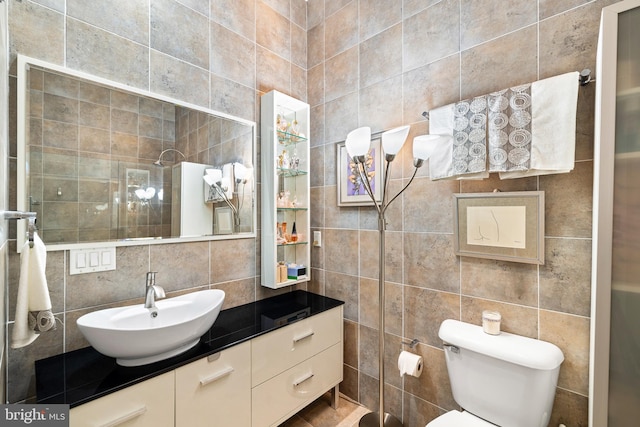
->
[
  {"left": 2, "top": 210, "right": 37, "bottom": 248},
  {"left": 421, "top": 68, "right": 595, "bottom": 120}
]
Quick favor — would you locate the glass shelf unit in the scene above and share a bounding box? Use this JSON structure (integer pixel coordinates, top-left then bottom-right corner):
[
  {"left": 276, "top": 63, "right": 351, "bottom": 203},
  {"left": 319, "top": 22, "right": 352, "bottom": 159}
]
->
[{"left": 261, "top": 91, "right": 311, "bottom": 289}]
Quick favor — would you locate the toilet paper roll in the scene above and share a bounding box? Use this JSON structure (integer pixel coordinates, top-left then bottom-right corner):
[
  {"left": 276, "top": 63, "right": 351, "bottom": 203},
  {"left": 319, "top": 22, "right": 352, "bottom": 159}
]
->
[{"left": 398, "top": 350, "right": 423, "bottom": 378}]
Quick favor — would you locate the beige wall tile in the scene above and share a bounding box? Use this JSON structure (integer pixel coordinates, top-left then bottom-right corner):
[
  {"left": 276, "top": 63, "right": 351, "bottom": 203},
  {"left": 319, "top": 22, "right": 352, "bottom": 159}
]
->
[
  {"left": 461, "top": 296, "right": 538, "bottom": 338},
  {"left": 360, "top": 277, "right": 403, "bottom": 335},
  {"left": 404, "top": 344, "right": 456, "bottom": 411},
  {"left": 150, "top": 241, "right": 210, "bottom": 292},
  {"left": 402, "top": 54, "right": 460, "bottom": 124},
  {"left": 460, "top": 0, "right": 536, "bottom": 50},
  {"left": 325, "top": 1, "right": 358, "bottom": 59},
  {"left": 9, "top": 1, "right": 64, "bottom": 68},
  {"left": 256, "top": 1, "right": 291, "bottom": 61},
  {"left": 461, "top": 257, "right": 538, "bottom": 307},
  {"left": 324, "top": 92, "right": 358, "bottom": 143},
  {"left": 211, "top": 0, "right": 256, "bottom": 41},
  {"left": 403, "top": 0, "right": 460, "bottom": 72},
  {"left": 360, "top": 24, "right": 402, "bottom": 90},
  {"left": 540, "top": 238, "right": 592, "bottom": 316},
  {"left": 67, "top": 0, "right": 149, "bottom": 45},
  {"left": 66, "top": 18, "right": 149, "bottom": 90},
  {"left": 540, "top": 0, "right": 592, "bottom": 20},
  {"left": 210, "top": 238, "right": 256, "bottom": 283},
  {"left": 211, "top": 23, "right": 256, "bottom": 89},
  {"left": 460, "top": 24, "right": 538, "bottom": 99},
  {"left": 326, "top": 0, "right": 352, "bottom": 19},
  {"left": 292, "top": 23, "right": 308, "bottom": 69},
  {"left": 403, "top": 392, "right": 444, "bottom": 427},
  {"left": 540, "top": 310, "right": 590, "bottom": 395},
  {"left": 540, "top": 160, "right": 593, "bottom": 238},
  {"left": 404, "top": 233, "right": 460, "bottom": 293},
  {"left": 325, "top": 271, "right": 359, "bottom": 321},
  {"left": 403, "top": 177, "right": 457, "bottom": 233},
  {"left": 539, "top": 0, "right": 608, "bottom": 79},
  {"left": 308, "top": 64, "right": 325, "bottom": 107},
  {"left": 324, "top": 229, "right": 360, "bottom": 276},
  {"left": 549, "top": 387, "right": 589, "bottom": 426},
  {"left": 404, "top": 286, "right": 460, "bottom": 347},
  {"left": 359, "top": 75, "right": 403, "bottom": 132},
  {"left": 325, "top": 46, "right": 359, "bottom": 102},
  {"left": 359, "top": 230, "right": 403, "bottom": 284},
  {"left": 359, "top": 0, "right": 402, "bottom": 41},
  {"left": 307, "top": 23, "right": 325, "bottom": 69},
  {"left": 150, "top": 0, "right": 209, "bottom": 69},
  {"left": 256, "top": 46, "right": 291, "bottom": 94},
  {"left": 150, "top": 50, "right": 210, "bottom": 108}
]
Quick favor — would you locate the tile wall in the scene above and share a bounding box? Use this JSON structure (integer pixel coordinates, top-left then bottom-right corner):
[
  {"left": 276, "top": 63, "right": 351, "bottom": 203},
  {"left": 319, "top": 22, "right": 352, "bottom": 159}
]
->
[
  {"left": 306, "top": 0, "right": 620, "bottom": 426},
  {"left": 3, "top": 0, "right": 621, "bottom": 426}
]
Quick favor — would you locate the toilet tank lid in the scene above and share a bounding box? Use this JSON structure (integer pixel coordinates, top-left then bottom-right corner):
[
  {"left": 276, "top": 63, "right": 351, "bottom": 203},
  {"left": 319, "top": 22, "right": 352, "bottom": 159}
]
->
[{"left": 439, "top": 319, "right": 564, "bottom": 370}]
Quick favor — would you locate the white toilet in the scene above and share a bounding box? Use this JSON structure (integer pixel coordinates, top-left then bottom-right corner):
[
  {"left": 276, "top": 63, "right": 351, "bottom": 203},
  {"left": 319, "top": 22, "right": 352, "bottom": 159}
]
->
[{"left": 427, "top": 319, "right": 564, "bottom": 427}]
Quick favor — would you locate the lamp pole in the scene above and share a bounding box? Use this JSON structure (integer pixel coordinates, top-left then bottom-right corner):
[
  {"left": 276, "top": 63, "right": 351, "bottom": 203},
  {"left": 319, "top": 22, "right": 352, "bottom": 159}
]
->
[{"left": 346, "top": 126, "right": 435, "bottom": 427}]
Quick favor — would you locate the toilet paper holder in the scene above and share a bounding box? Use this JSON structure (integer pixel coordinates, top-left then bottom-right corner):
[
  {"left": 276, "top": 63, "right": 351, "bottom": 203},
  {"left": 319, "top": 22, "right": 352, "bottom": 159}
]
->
[{"left": 402, "top": 338, "right": 419, "bottom": 349}]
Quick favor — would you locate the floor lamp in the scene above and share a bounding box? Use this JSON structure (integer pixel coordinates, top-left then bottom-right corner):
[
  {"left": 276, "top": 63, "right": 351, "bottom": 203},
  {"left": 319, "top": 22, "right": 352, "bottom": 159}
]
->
[{"left": 344, "top": 126, "right": 441, "bottom": 427}]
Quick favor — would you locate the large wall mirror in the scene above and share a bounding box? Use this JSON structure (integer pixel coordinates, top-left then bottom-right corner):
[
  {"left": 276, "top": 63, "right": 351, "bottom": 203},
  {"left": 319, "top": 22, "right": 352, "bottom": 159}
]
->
[{"left": 16, "top": 56, "right": 256, "bottom": 251}]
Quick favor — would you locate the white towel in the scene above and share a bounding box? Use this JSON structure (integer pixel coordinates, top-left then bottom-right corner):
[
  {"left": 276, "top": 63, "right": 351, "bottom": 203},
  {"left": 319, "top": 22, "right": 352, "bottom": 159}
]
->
[
  {"left": 499, "top": 71, "right": 579, "bottom": 179},
  {"left": 428, "top": 104, "right": 489, "bottom": 181},
  {"left": 11, "top": 233, "right": 55, "bottom": 348}
]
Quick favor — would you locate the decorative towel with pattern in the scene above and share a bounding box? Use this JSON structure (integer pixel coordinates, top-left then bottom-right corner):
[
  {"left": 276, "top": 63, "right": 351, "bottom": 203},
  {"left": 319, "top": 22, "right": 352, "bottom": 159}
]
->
[
  {"left": 488, "top": 83, "right": 532, "bottom": 172},
  {"left": 452, "top": 96, "right": 488, "bottom": 175}
]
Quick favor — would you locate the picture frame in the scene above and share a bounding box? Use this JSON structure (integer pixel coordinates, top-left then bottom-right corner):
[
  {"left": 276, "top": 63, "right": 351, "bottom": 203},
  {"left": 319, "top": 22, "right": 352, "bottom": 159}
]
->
[
  {"left": 336, "top": 132, "right": 383, "bottom": 206},
  {"left": 214, "top": 207, "right": 234, "bottom": 235},
  {"left": 453, "top": 191, "right": 545, "bottom": 264}
]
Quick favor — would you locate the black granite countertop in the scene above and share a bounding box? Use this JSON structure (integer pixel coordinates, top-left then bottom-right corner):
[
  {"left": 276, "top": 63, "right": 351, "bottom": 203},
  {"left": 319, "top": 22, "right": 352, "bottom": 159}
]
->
[{"left": 35, "top": 290, "right": 344, "bottom": 408}]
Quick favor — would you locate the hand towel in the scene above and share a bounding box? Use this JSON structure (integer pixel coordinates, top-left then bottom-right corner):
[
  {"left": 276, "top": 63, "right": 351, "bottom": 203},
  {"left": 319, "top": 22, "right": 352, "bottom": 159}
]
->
[
  {"left": 498, "top": 71, "right": 579, "bottom": 179},
  {"left": 428, "top": 101, "right": 489, "bottom": 181},
  {"left": 487, "top": 83, "right": 533, "bottom": 172},
  {"left": 11, "top": 232, "right": 55, "bottom": 349}
]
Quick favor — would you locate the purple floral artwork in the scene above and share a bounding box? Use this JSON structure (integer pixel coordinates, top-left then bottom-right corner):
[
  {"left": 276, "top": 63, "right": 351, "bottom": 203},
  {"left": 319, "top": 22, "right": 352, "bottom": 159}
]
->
[{"left": 347, "top": 147, "right": 376, "bottom": 196}]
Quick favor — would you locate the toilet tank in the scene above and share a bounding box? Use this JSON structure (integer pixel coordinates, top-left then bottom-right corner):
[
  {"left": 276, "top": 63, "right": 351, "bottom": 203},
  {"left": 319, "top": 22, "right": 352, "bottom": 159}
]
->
[{"left": 439, "top": 319, "right": 564, "bottom": 427}]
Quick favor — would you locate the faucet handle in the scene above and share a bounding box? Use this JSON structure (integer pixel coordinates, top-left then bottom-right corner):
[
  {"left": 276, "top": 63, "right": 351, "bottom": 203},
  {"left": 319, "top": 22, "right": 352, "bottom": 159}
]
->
[{"left": 146, "top": 271, "right": 157, "bottom": 286}]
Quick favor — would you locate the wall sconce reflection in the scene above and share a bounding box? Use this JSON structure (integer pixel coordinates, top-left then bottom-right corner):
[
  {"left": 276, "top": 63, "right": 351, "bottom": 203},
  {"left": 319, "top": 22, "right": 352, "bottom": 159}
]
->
[{"left": 203, "top": 162, "right": 250, "bottom": 232}]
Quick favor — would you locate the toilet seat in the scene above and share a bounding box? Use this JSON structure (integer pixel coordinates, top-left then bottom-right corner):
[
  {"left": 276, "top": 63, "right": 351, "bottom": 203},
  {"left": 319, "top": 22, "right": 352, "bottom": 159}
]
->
[{"left": 426, "top": 410, "right": 496, "bottom": 427}]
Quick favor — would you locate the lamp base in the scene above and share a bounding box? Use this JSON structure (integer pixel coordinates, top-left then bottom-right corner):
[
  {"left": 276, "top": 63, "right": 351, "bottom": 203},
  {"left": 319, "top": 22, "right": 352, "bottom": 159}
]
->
[{"left": 359, "top": 412, "right": 403, "bottom": 427}]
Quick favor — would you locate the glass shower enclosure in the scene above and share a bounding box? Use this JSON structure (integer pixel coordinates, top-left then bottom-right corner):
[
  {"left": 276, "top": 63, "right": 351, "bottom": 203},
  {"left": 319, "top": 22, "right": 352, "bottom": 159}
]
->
[{"left": 591, "top": 0, "right": 640, "bottom": 425}]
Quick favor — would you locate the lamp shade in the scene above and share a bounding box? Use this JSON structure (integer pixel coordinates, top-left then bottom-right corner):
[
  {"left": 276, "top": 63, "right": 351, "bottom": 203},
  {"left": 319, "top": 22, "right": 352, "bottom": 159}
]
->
[
  {"left": 205, "top": 168, "right": 223, "bottom": 183},
  {"left": 413, "top": 134, "right": 442, "bottom": 160},
  {"left": 233, "top": 162, "right": 247, "bottom": 180},
  {"left": 381, "top": 125, "right": 410, "bottom": 156},
  {"left": 345, "top": 127, "right": 371, "bottom": 157}
]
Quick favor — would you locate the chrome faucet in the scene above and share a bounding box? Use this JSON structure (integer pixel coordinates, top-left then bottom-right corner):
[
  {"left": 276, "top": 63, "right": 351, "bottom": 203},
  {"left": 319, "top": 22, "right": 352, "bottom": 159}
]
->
[{"left": 144, "top": 272, "right": 166, "bottom": 309}]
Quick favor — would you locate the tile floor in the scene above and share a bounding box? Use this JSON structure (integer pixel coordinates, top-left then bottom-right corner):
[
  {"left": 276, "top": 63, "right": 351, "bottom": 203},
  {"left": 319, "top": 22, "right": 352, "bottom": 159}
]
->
[{"left": 279, "top": 393, "right": 371, "bottom": 427}]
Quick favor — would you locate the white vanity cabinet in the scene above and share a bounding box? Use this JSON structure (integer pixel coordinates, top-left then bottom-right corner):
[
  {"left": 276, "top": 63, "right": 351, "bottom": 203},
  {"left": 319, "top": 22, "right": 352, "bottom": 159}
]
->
[
  {"left": 251, "top": 306, "right": 343, "bottom": 427},
  {"left": 70, "top": 372, "right": 174, "bottom": 427},
  {"left": 175, "top": 341, "right": 251, "bottom": 427},
  {"left": 68, "top": 306, "right": 342, "bottom": 427},
  {"left": 261, "top": 90, "right": 311, "bottom": 289}
]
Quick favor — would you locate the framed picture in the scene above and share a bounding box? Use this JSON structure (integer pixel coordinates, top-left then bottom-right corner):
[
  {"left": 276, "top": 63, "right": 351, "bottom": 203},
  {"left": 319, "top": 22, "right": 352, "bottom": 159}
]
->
[
  {"left": 336, "top": 132, "right": 383, "bottom": 206},
  {"left": 453, "top": 191, "right": 545, "bottom": 264},
  {"left": 214, "top": 207, "right": 234, "bottom": 235}
]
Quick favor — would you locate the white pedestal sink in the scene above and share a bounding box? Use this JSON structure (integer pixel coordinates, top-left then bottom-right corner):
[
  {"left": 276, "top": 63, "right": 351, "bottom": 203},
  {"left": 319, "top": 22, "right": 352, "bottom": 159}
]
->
[{"left": 77, "top": 289, "right": 225, "bottom": 366}]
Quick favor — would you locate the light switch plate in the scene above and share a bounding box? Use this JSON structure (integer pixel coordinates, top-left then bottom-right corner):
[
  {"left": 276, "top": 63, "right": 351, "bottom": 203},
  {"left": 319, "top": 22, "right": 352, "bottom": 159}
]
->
[{"left": 70, "top": 247, "right": 116, "bottom": 275}]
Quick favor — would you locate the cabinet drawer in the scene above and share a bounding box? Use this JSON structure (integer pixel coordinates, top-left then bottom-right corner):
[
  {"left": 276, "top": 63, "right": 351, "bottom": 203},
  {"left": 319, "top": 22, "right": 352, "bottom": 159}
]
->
[
  {"left": 175, "top": 341, "right": 251, "bottom": 427},
  {"left": 251, "top": 342, "right": 343, "bottom": 427},
  {"left": 252, "top": 307, "right": 342, "bottom": 386},
  {"left": 70, "top": 372, "right": 174, "bottom": 427}
]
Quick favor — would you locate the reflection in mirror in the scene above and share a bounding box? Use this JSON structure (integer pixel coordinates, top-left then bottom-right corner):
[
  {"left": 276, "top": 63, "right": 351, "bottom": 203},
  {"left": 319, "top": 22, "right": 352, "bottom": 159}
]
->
[{"left": 17, "top": 56, "right": 256, "bottom": 250}]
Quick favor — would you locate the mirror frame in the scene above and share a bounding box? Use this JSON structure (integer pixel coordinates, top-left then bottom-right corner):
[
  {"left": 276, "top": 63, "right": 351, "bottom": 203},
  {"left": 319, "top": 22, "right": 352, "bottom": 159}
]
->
[{"left": 16, "top": 55, "right": 257, "bottom": 252}]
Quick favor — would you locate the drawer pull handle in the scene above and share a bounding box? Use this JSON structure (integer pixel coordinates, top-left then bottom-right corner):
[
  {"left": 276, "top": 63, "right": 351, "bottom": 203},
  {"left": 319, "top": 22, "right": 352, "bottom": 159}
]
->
[
  {"left": 293, "top": 331, "right": 315, "bottom": 344},
  {"left": 99, "top": 406, "right": 147, "bottom": 427},
  {"left": 293, "top": 372, "right": 314, "bottom": 387},
  {"left": 200, "top": 367, "right": 234, "bottom": 386}
]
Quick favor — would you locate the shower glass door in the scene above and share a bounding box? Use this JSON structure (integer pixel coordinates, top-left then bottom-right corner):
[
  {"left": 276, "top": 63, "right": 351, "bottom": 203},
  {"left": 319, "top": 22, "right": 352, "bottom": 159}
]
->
[{"left": 592, "top": 1, "right": 640, "bottom": 425}]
